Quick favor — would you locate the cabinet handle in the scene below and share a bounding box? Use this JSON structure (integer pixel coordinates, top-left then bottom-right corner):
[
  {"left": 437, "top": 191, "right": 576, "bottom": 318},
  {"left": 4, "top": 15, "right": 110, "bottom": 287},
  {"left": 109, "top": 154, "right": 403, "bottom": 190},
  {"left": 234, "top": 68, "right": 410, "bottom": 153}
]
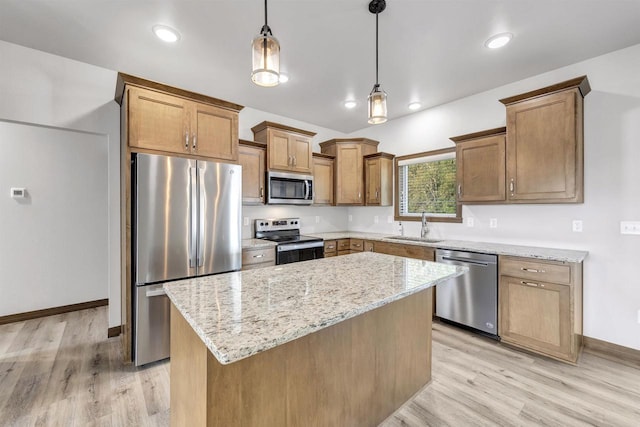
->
[
  {"left": 458, "top": 184, "right": 462, "bottom": 197},
  {"left": 354, "top": 244, "right": 361, "bottom": 247},
  {"left": 288, "top": 155, "right": 292, "bottom": 166},
  {"left": 520, "top": 281, "right": 539, "bottom": 287},
  {"left": 192, "top": 133, "right": 197, "bottom": 150},
  {"left": 253, "top": 254, "right": 265, "bottom": 258},
  {"left": 368, "top": 247, "right": 374, "bottom": 252},
  {"left": 327, "top": 245, "right": 334, "bottom": 249},
  {"left": 293, "top": 156, "right": 297, "bottom": 167},
  {"left": 358, "top": 192, "right": 361, "bottom": 199},
  {"left": 509, "top": 178, "right": 515, "bottom": 194},
  {"left": 375, "top": 189, "right": 379, "bottom": 199},
  {"left": 521, "top": 267, "right": 545, "bottom": 273},
  {"left": 260, "top": 187, "right": 264, "bottom": 198},
  {"left": 185, "top": 132, "right": 189, "bottom": 151}
]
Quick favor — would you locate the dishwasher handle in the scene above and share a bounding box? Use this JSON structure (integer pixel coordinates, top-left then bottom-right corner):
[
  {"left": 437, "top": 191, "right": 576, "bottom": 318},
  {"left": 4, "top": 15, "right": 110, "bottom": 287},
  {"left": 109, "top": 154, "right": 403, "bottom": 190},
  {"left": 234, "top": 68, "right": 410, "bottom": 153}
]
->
[{"left": 440, "top": 256, "right": 489, "bottom": 267}]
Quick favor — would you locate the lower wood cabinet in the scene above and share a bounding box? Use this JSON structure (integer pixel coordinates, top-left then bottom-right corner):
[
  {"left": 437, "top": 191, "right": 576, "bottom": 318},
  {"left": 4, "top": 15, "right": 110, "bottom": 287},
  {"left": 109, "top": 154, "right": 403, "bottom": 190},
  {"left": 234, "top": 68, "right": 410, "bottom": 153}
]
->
[
  {"left": 242, "top": 247, "right": 275, "bottom": 270},
  {"left": 498, "top": 256, "right": 583, "bottom": 364},
  {"left": 371, "top": 241, "right": 435, "bottom": 261}
]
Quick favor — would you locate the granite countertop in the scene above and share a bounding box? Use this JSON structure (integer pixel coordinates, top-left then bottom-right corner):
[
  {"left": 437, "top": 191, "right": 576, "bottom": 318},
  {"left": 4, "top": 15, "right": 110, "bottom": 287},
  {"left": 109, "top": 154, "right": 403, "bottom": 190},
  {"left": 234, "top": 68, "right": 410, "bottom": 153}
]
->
[
  {"left": 242, "top": 238, "right": 277, "bottom": 249},
  {"left": 308, "top": 232, "right": 588, "bottom": 263},
  {"left": 164, "top": 252, "right": 466, "bottom": 365}
]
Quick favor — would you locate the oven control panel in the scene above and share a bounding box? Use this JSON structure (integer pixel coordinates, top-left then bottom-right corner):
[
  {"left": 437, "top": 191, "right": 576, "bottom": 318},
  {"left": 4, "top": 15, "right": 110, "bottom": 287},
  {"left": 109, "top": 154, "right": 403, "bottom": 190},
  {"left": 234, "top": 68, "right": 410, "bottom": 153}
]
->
[{"left": 255, "top": 218, "right": 301, "bottom": 232}]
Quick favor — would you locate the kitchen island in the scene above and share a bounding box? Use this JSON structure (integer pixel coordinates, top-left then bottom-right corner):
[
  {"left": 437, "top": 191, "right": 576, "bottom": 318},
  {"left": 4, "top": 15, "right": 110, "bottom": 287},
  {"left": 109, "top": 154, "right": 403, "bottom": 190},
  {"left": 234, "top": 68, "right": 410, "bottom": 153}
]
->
[{"left": 164, "top": 252, "right": 466, "bottom": 426}]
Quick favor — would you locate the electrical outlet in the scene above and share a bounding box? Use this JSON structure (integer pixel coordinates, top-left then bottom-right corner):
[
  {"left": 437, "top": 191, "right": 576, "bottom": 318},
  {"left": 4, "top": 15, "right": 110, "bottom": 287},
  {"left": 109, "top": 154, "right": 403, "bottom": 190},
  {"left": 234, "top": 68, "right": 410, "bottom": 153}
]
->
[
  {"left": 489, "top": 218, "right": 498, "bottom": 228},
  {"left": 374, "top": 215, "right": 379, "bottom": 224},
  {"left": 621, "top": 221, "right": 640, "bottom": 235},
  {"left": 572, "top": 220, "right": 583, "bottom": 232},
  {"left": 387, "top": 216, "right": 393, "bottom": 224},
  {"left": 466, "top": 217, "right": 474, "bottom": 227},
  {"left": 348, "top": 215, "right": 353, "bottom": 222},
  {"left": 243, "top": 217, "right": 249, "bottom": 226}
]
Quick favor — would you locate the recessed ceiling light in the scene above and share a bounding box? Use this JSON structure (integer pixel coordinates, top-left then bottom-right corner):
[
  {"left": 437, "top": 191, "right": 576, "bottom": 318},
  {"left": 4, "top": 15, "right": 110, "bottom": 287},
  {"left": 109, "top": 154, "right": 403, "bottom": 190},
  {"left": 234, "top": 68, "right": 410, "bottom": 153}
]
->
[
  {"left": 408, "top": 102, "right": 422, "bottom": 111},
  {"left": 153, "top": 25, "right": 181, "bottom": 43},
  {"left": 485, "top": 32, "right": 513, "bottom": 49},
  {"left": 344, "top": 100, "right": 358, "bottom": 109},
  {"left": 278, "top": 73, "right": 289, "bottom": 83}
]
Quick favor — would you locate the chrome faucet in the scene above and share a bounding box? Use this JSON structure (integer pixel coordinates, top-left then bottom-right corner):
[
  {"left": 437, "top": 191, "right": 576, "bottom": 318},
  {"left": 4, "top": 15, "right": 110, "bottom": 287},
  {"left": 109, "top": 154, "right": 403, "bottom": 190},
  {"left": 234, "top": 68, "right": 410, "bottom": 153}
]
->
[{"left": 421, "top": 212, "right": 429, "bottom": 239}]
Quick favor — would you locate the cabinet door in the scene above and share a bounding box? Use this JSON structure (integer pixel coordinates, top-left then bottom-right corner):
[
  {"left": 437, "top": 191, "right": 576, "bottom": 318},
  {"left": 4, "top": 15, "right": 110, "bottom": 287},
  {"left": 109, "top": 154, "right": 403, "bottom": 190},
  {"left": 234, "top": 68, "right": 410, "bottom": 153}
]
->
[
  {"left": 192, "top": 103, "right": 238, "bottom": 161},
  {"left": 239, "top": 144, "right": 265, "bottom": 204},
  {"left": 313, "top": 157, "right": 334, "bottom": 205},
  {"left": 506, "top": 90, "right": 579, "bottom": 202},
  {"left": 268, "top": 130, "right": 292, "bottom": 171},
  {"left": 363, "top": 241, "right": 374, "bottom": 252},
  {"left": 499, "top": 276, "right": 572, "bottom": 359},
  {"left": 457, "top": 135, "right": 506, "bottom": 202},
  {"left": 365, "top": 158, "right": 381, "bottom": 205},
  {"left": 335, "top": 144, "right": 363, "bottom": 205},
  {"left": 128, "top": 86, "right": 190, "bottom": 154},
  {"left": 290, "top": 135, "right": 313, "bottom": 174}
]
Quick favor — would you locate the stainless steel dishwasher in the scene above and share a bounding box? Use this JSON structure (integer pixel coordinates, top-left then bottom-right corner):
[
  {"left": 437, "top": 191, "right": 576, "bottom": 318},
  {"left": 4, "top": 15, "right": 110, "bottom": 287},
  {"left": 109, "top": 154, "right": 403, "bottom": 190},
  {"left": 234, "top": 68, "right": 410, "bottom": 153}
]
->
[{"left": 435, "top": 249, "right": 498, "bottom": 336}]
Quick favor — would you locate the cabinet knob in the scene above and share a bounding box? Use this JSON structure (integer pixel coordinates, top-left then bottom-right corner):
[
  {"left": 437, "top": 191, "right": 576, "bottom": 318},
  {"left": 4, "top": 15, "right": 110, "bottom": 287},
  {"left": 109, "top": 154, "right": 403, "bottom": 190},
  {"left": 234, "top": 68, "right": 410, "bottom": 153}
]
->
[{"left": 458, "top": 184, "right": 462, "bottom": 197}]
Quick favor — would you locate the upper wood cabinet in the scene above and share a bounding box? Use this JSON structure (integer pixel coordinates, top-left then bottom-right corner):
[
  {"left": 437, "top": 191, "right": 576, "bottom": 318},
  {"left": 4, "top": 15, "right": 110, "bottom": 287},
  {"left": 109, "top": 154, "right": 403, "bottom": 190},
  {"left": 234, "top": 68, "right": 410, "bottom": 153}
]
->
[
  {"left": 364, "top": 152, "right": 394, "bottom": 206},
  {"left": 251, "top": 121, "right": 316, "bottom": 174},
  {"left": 451, "top": 128, "right": 506, "bottom": 203},
  {"left": 239, "top": 140, "right": 266, "bottom": 205},
  {"left": 312, "top": 153, "right": 335, "bottom": 205},
  {"left": 499, "top": 76, "right": 590, "bottom": 203},
  {"left": 116, "top": 73, "right": 243, "bottom": 162},
  {"left": 320, "top": 138, "right": 379, "bottom": 205}
]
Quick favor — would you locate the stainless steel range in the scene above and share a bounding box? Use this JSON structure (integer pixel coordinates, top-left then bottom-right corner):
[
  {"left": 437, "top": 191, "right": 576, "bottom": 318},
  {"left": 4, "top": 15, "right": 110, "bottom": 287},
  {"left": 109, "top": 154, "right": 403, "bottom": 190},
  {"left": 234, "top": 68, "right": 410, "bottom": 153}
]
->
[{"left": 255, "top": 218, "right": 324, "bottom": 265}]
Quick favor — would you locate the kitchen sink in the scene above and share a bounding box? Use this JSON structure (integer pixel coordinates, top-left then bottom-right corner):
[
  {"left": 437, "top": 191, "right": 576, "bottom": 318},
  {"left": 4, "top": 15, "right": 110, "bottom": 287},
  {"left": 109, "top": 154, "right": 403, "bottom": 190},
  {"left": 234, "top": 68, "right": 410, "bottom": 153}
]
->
[{"left": 387, "top": 236, "right": 443, "bottom": 243}]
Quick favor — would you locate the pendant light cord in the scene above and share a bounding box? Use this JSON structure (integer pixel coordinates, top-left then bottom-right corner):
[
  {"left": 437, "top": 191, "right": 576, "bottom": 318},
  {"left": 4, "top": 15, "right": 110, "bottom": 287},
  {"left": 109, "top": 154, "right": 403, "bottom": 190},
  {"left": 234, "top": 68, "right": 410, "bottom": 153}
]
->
[
  {"left": 375, "top": 10, "right": 379, "bottom": 86},
  {"left": 262, "top": 0, "right": 271, "bottom": 35}
]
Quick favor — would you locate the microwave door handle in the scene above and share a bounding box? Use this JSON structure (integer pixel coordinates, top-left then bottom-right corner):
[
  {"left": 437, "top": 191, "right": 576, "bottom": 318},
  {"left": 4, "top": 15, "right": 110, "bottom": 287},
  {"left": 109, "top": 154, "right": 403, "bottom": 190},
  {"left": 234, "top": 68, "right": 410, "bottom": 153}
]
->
[
  {"left": 189, "top": 167, "right": 197, "bottom": 268},
  {"left": 198, "top": 167, "right": 205, "bottom": 267},
  {"left": 304, "top": 180, "right": 310, "bottom": 200}
]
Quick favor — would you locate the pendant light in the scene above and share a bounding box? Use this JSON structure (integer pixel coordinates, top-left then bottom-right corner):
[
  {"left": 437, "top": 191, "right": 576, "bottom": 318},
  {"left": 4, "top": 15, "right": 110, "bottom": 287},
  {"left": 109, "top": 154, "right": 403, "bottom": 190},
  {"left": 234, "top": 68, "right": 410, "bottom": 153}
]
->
[
  {"left": 368, "top": 0, "right": 387, "bottom": 124},
  {"left": 251, "top": 0, "right": 280, "bottom": 87}
]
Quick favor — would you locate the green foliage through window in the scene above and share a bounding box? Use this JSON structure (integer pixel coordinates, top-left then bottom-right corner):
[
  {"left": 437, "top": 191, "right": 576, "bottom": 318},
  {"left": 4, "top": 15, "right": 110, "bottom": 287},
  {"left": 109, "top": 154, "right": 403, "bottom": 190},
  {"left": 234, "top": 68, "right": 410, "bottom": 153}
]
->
[{"left": 399, "top": 155, "right": 457, "bottom": 217}]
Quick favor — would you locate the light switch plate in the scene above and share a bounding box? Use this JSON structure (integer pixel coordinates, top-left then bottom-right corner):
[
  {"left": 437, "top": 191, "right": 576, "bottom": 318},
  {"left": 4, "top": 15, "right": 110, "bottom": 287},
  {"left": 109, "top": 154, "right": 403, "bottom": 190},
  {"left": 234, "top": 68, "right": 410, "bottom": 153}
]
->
[
  {"left": 243, "top": 217, "right": 249, "bottom": 226},
  {"left": 572, "top": 220, "right": 583, "bottom": 232},
  {"left": 315, "top": 216, "right": 320, "bottom": 224},
  {"left": 374, "top": 215, "right": 379, "bottom": 224},
  {"left": 466, "top": 217, "right": 474, "bottom": 227},
  {"left": 489, "top": 218, "right": 498, "bottom": 228},
  {"left": 348, "top": 215, "right": 353, "bottom": 222},
  {"left": 387, "top": 216, "right": 393, "bottom": 224},
  {"left": 621, "top": 221, "right": 640, "bottom": 235}
]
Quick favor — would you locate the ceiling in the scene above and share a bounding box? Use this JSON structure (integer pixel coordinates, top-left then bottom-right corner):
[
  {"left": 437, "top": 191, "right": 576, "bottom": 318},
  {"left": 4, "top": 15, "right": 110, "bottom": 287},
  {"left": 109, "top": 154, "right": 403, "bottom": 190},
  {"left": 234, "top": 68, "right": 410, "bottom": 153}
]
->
[{"left": 1, "top": 1, "right": 640, "bottom": 133}]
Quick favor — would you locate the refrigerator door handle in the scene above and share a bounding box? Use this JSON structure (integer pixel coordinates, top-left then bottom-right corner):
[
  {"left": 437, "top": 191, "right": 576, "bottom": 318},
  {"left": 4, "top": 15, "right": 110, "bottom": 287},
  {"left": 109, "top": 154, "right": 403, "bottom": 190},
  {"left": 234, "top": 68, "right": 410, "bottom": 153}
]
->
[
  {"left": 189, "top": 167, "right": 198, "bottom": 268},
  {"left": 198, "top": 166, "right": 205, "bottom": 267}
]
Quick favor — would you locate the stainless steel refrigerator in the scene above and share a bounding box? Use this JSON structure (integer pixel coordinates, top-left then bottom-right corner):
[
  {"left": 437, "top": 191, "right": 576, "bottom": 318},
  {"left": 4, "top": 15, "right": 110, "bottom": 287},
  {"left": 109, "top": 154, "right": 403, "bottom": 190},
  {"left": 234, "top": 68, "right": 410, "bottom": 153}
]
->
[{"left": 132, "top": 153, "right": 241, "bottom": 366}]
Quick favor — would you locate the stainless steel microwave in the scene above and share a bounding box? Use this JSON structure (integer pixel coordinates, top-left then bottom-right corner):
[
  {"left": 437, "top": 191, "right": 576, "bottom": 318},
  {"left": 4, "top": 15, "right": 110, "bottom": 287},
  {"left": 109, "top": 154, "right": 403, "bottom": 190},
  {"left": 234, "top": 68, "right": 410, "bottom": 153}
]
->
[{"left": 266, "top": 171, "right": 314, "bottom": 205}]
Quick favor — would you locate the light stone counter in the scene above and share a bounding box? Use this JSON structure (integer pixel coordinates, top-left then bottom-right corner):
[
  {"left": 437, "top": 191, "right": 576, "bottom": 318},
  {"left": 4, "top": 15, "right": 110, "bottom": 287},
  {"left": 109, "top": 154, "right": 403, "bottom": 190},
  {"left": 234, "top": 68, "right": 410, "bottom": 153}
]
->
[
  {"left": 241, "top": 238, "right": 277, "bottom": 249},
  {"left": 164, "top": 252, "right": 466, "bottom": 365},
  {"left": 308, "top": 231, "right": 587, "bottom": 263}
]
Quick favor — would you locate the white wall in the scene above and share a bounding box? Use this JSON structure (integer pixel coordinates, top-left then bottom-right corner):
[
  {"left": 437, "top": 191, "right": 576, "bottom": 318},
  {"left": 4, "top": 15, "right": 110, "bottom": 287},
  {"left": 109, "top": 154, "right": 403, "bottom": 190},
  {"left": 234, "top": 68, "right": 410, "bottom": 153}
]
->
[
  {"left": 0, "top": 121, "right": 108, "bottom": 316},
  {"left": 346, "top": 44, "right": 640, "bottom": 351},
  {"left": 0, "top": 40, "right": 121, "bottom": 327}
]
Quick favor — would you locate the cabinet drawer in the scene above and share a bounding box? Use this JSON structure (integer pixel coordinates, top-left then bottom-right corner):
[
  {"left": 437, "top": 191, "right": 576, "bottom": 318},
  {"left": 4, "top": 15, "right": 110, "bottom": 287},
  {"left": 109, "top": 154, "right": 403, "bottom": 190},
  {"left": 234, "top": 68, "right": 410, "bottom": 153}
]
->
[
  {"left": 350, "top": 239, "right": 364, "bottom": 251},
  {"left": 324, "top": 240, "right": 337, "bottom": 254},
  {"left": 500, "top": 256, "right": 571, "bottom": 284},
  {"left": 242, "top": 247, "right": 276, "bottom": 266},
  {"left": 337, "top": 250, "right": 351, "bottom": 256},
  {"left": 324, "top": 252, "right": 337, "bottom": 258},
  {"left": 337, "top": 239, "right": 351, "bottom": 251}
]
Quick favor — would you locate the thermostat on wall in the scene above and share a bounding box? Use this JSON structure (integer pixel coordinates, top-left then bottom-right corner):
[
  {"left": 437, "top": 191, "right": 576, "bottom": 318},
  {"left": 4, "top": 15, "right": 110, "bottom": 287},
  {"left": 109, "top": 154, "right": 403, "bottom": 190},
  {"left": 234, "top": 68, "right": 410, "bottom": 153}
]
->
[{"left": 10, "top": 188, "right": 26, "bottom": 198}]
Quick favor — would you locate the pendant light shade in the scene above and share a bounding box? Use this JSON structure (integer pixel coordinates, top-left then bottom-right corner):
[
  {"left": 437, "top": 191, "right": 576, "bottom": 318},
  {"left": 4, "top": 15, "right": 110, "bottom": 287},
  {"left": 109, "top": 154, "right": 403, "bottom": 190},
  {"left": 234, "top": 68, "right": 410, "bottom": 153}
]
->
[
  {"left": 251, "top": 0, "right": 280, "bottom": 87},
  {"left": 367, "top": 0, "right": 387, "bottom": 124},
  {"left": 368, "top": 84, "right": 387, "bottom": 124}
]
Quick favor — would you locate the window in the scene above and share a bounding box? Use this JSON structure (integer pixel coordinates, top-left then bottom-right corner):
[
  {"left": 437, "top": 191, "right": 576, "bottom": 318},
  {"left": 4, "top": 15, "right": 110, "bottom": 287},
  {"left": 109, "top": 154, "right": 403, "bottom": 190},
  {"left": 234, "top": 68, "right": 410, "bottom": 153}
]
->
[{"left": 394, "top": 147, "right": 461, "bottom": 222}]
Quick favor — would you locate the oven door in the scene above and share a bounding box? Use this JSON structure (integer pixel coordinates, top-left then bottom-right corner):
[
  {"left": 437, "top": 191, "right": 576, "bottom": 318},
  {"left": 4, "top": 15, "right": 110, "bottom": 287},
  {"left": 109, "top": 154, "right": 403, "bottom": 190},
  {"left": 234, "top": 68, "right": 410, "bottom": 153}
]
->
[
  {"left": 277, "top": 241, "right": 324, "bottom": 265},
  {"left": 267, "top": 171, "right": 313, "bottom": 205}
]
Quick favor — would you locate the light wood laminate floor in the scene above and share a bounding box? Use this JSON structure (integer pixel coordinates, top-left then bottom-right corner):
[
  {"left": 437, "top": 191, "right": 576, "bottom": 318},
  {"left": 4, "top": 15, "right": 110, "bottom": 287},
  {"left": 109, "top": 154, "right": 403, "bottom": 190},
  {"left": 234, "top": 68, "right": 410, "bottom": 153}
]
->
[{"left": 1, "top": 307, "right": 639, "bottom": 426}]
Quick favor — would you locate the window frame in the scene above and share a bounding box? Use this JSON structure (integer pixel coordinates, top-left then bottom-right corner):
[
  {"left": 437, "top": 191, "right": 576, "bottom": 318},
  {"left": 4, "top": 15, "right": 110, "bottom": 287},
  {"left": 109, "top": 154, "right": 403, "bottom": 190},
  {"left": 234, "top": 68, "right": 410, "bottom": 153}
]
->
[{"left": 394, "top": 147, "right": 462, "bottom": 223}]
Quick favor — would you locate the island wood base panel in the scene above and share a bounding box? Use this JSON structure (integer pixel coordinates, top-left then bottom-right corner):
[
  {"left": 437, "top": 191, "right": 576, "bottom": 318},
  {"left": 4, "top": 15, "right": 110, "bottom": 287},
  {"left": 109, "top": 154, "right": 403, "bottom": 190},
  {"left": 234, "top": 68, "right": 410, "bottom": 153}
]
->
[{"left": 170, "top": 289, "right": 433, "bottom": 427}]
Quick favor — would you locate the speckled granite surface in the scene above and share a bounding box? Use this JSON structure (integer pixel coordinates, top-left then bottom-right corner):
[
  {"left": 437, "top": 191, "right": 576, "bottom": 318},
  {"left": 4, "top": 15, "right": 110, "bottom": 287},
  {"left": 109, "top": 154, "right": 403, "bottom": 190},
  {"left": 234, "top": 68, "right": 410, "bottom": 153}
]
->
[
  {"left": 308, "top": 232, "right": 587, "bottom": 263},
  {"left": 242, "top": 238, "right": 277, "bottom": 249},
  {"left": 164, "top": 252, "right": 466, "bottom": 365}
]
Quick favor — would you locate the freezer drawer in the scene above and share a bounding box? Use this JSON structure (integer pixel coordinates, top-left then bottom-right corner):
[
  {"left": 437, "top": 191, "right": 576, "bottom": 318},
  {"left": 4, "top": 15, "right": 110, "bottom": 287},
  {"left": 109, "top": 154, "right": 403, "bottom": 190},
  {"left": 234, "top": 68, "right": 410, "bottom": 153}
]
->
[{"left": 134, "top": 284, "right": 170, "bottom": 366}]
